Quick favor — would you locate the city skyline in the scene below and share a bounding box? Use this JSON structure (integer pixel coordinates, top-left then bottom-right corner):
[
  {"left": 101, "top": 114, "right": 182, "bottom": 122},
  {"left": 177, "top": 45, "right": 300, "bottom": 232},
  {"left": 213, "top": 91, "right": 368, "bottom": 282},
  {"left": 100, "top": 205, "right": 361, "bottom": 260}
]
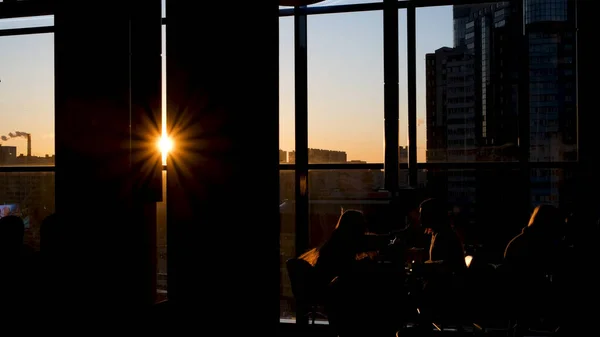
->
[{"left": 0, "top": 3, "right": 451, "bottom": 162}]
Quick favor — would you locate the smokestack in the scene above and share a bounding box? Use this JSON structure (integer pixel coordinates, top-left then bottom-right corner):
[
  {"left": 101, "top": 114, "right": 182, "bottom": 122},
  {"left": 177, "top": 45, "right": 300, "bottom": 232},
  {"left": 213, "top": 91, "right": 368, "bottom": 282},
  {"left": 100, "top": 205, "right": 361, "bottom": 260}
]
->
[{"left": 27, "top": 134, "right": 31, "bottom": 157}]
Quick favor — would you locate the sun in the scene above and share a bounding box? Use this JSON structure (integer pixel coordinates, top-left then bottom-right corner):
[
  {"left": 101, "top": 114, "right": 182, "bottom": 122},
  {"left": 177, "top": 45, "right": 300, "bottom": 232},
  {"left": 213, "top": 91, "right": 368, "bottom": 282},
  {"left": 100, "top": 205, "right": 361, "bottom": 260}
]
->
[{"left": 158, "top": 135, "right": 174, "bottom": 163}]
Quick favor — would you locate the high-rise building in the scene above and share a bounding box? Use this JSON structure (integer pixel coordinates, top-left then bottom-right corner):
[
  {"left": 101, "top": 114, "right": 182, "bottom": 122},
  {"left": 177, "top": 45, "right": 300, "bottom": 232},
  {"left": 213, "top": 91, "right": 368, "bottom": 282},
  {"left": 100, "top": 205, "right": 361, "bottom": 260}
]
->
[
  {"left": 525, "top": 0, "right": 577, "bottom": 207},
  {"left": 426, "top": 47, "right": 477, "bottom": 163},
  {"left": 426, "top": 1, "right": 578, "bottom": 222},
  {"left": 426, "top": 46, "right": 478, "bottom": 213}
]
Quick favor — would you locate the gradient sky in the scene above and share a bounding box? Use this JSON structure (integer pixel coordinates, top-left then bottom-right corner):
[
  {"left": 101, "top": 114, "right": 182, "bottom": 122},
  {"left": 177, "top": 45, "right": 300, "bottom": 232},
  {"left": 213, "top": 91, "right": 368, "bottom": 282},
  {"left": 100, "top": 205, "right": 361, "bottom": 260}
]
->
[
  {"left": 0, "top": 1, "right": 452, "bottom": 162},
  {"left": 280, "top": 2, "right": 453, "bottom": 162},
  {"left": 0, "top": 15, "right": 54, "bottom": 157}
]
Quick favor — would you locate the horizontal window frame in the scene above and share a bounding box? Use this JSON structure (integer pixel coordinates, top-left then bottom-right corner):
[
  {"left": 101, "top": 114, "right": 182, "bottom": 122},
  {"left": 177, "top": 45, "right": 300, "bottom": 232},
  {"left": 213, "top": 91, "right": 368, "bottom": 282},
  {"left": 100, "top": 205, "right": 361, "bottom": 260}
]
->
[
  {"left": 280, "top": 163, "right": 384, "bottom": 170},
  {"left": 0, "top": 0, "right": 54, "bottom": 20},
  {"left": 0, "top": 25, "right": 53, "bottom": 36},
  {"left": 278, "top": 0, "right": 506, "bottom": 17},
  {"left": 0, "top": 19, "right": 167, "bottom": 37},
  {"left": 0, "top": 166, "right": 55, "bottom": 173},
  {"left": 279, "top": 161, "right": 578, "bottom": 171}
]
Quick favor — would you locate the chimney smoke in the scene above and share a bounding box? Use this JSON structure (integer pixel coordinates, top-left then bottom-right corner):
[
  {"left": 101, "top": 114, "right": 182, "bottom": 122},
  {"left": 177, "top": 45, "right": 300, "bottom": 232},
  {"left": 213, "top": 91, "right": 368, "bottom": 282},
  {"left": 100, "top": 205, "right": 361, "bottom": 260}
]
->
[{"left": 0, "top": 131, "right": 31, "bottom": 156}]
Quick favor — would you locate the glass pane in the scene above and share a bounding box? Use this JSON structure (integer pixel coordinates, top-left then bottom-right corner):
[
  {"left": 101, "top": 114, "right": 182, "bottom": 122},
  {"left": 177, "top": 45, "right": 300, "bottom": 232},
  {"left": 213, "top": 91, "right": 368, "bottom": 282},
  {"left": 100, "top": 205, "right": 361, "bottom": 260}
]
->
[
  {"left": 421, "top": 166, "right": 572, "bottom": 263},
  {"left": 530, "top": 167, "right": 573, "bottom": 209},
  {"left": 527, "top": 9, "right": 576, "bottom": 162},
  {"left": 307, "top": 11, "right": 383, "bottom": 164},
  {"left": 308, "top": 168, "right": 387, "bottom": 239},
  {"left": 306, "top": 168, "right": 385, "bottom": 324},
  {"left": 0, "top": 172, "right": 55, "bottom": 251},
  {"left": 399, "top": 9, "right": 408, "bottom": 164},
  {"left": 0, "top": 15, "right": 53, "bottom": 30},
  {"left": 280, "top": 17, "right": 294, "bottom": 162},
  {"left": 418, "top": 3, "right": 517, "bottom": 163},
  {"left": 421, "top": 167, "right": 529, "bottom": 263},
  {"left": 280, "top": 170, "right": 295, "bottom": 321},
  {"left": 0, "top": 32, "right": 54, "bottom": 166},
  {"left": 279, "top": 16, "right": 295, "bottom": 322},
  {"left": 417, "top": 2, "right": 576, "bottom": 163}
]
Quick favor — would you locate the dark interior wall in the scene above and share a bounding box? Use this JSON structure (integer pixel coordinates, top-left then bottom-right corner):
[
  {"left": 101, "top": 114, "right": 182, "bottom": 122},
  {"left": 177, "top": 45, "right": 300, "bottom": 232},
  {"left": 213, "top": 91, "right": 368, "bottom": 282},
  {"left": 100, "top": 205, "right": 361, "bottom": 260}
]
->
[
  {"left": 55, "top": 0, "right": 162, "bottom": 310},
  {"left": 166, "top": 0, "right": 279, "bottom": 325}
]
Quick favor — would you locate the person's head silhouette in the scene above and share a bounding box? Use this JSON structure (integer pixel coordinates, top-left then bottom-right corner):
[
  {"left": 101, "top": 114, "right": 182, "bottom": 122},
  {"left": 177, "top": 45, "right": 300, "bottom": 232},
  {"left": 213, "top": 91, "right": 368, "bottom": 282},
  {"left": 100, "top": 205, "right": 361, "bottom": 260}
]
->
[
  {"left": 299, "top": 209, "right": 369, "bottom": 266},
  {"left": 330, "top": 209, "right": 368, "bottom": 251},
  {"left": 0, "top": 215, "right": 25, "bottom": 253},
  {"left": 419, "top": 198, "right": 450, "bottom": 233}
]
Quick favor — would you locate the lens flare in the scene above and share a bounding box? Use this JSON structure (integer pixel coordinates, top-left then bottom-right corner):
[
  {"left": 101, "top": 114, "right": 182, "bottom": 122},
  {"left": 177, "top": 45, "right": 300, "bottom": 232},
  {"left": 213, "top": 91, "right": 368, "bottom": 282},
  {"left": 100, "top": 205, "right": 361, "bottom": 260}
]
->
[{"left": 158, "top": 135, "right": 173, "bottom": 164}]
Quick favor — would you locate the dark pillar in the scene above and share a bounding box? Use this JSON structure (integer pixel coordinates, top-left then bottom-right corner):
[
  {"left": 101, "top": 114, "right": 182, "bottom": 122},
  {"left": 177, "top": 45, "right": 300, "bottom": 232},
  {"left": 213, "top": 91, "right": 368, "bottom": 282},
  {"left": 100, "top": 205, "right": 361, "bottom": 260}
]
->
[
  {"left": 166, "top": 0, "right": 279, "bottom": 329},
  {"left": 55, "top": 0, "right": 162, "bottom": 311},
  {"left": 383, "top": 0, "right": 399, "bottom": 194},
  {"left": 565, "top": 2, "right": 597, "bottom": 334}
]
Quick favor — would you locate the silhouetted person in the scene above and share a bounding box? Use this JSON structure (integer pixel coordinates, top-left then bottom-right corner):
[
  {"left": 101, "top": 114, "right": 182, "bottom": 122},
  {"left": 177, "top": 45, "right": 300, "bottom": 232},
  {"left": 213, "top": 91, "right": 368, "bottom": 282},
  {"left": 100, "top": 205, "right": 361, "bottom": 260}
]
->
[
  {"left": 416, "top": 198, "right": 466, "bottom": 329},
  {"left": 0, "top": 215, "right": 26, "bottom": 257},
  {"left": 504, "top": 204, "right": 564, "bottom": 272},
  {"left": 503, "top": 204, "right": 566, "bottom": 333},
  {"left": 300, "top": 210, "right": 401, "bottom": 337},
  {"left": 419, "top": 198, "right": 466, "bottom": 271},
  {"left": 0, "top": 215, "right": 34, "bottom": 310},
  {"left": 300, "top": 210, "right": 372, "bottom": 292}
]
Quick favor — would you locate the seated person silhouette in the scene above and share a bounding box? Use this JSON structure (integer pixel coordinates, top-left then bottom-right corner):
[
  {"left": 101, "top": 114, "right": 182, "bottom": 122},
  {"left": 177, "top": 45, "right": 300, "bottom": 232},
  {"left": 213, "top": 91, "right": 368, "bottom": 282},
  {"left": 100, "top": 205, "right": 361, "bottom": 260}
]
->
[
  {"left": 504, "top": 204, "right": 564, "bottom": 272},
  {"left": 416, "top": 198, "right": 466, "bottom": 326},
  {"left": 0, "top": 215, "right": 32, "bottom": 260},
  {"left": 419, "top": 198, "right": 466, "bottom": 272},
  {"left": 503, "top": 204, "right": 566, "bottom": 330},
  {"left": 0, "top": 215, "right": 34, "bottom": 309},
  {"left": 299, "top": 209, "right": 400, "bottom": 337}
]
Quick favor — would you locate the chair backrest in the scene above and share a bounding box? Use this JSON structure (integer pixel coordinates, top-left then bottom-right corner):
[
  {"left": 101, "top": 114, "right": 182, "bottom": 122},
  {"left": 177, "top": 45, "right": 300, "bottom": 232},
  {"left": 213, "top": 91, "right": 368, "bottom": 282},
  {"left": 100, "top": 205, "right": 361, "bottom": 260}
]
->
[{"left": 286, "top": 257, "right": 316, "bottom": 304}]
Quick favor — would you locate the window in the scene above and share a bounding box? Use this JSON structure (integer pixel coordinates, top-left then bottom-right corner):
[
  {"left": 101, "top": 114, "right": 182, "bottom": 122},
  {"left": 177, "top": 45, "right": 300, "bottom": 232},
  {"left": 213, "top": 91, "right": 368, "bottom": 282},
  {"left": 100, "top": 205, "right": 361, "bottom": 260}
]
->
[
  {"left": 424, "top": 166, "right": 536, "bottom": 254},
  {"left": 399, "top": 9, "right": 408, "bottom": 165},
  {"left": 0, "top": 23, "right": 54, "bottom": 166},
  {"left": 0, "top": 14, "right": 55, "bottom": 250},
  {"left": 279, "top": 170, "right": 295, "bottom": 321},
  {"left": 279, "top": 15, "right": 296, "bottom": 321},
  {"left": 280, "top": 0, "right": 580, "bottom": 325},
  {"left": 307, "top": 11, "right": 383, "bottom": 163}
]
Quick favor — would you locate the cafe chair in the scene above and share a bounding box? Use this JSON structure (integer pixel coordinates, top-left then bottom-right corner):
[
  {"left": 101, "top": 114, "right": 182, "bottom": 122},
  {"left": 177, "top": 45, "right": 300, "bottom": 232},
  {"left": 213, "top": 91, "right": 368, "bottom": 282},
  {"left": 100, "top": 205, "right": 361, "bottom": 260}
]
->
[{"left": 286, "top": 257, "right": 327, "bottom": 324}]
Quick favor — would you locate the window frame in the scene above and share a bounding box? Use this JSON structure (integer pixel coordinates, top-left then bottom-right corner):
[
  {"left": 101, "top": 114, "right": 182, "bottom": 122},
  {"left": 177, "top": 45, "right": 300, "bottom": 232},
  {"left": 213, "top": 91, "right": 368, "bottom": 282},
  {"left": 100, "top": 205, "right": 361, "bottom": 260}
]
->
[
  {"left": 0, "top": 0, "right": 167, "bottom": 174},
  {"left": 0, "top": 0, "right": 55, "bottom": 173},
  {"left": 278, "top": 0, "right": 578, "bottom": 325},
  {"left": 3, "top": 0, "right": 579, "bottom": 324}
]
